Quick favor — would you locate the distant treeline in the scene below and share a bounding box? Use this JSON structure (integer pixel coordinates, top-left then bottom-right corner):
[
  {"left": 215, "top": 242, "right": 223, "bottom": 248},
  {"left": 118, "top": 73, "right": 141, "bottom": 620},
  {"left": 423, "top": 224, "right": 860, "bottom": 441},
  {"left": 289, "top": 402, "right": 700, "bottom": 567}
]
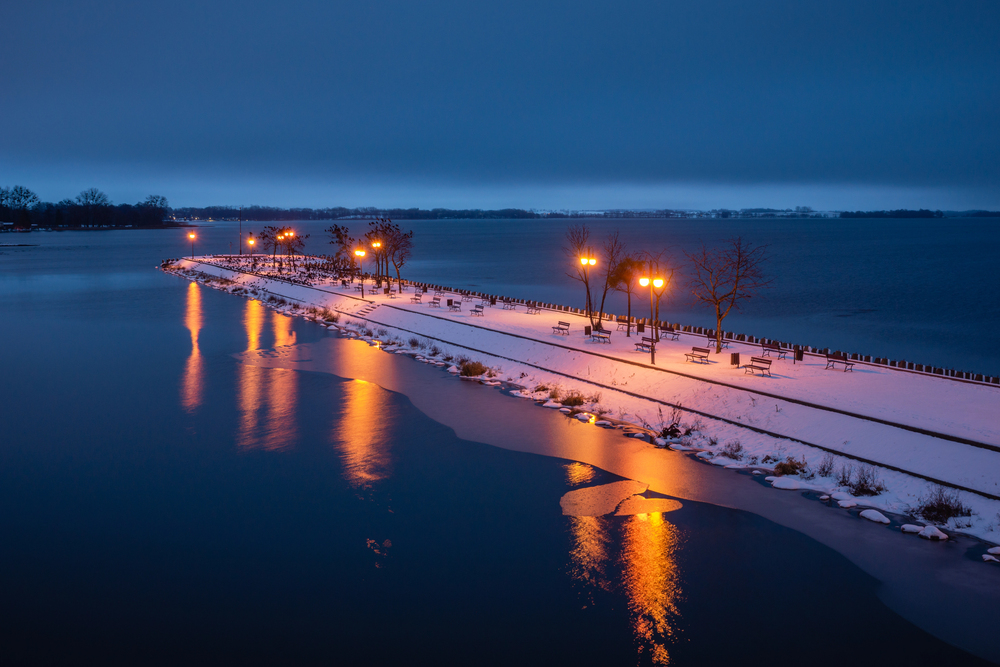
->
[
  {"left": 0, "top": 186, "right": 171, "bottom": 228},
  {"left": 839, "top": 209, "right": 944, "bottom": 219},
  {"left": 172, "top": 206, "right": 554, "bottom": 221}
]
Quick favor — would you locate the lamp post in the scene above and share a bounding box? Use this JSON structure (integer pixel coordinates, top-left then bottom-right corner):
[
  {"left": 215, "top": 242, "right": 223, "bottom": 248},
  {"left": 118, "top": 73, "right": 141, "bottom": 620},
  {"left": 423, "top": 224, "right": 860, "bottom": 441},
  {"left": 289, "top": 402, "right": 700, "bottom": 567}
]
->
[
  {"left": 579, "top": 254, "right": 596, "bottom": 323},
  {"left": 188, "top": 232, "right": 196, "bottom": 259},
  {"left": 247, "top": 235, "right": 255, "bottom": 256},
  {"left": 371, "top": 240, "right": 382, "bottom": 285},
  {"left": 355, "top": 249, "right": 366, "bottom": 297},
  {"left": 639, "top": 273, "right": 665, "bottom": 364}
]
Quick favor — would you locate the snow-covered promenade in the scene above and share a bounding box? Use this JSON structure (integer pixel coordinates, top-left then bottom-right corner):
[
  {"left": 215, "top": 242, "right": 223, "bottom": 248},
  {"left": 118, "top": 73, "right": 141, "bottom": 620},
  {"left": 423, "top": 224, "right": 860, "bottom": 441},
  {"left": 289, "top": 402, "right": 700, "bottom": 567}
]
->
[{"left": 166, "top": 256, "right": 1000, "bottom": 538}]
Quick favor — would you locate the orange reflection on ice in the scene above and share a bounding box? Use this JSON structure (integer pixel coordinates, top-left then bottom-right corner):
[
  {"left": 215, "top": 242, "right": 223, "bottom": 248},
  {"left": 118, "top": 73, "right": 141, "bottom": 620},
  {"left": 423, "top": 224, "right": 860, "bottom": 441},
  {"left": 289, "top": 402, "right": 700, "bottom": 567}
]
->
[
  {"left": 272, "top": 309, "right": 297, "bottom": 347},
  {"left": 621, "top": 512, "right": 682, "bottom": 666},
  {"left": 181, "top": 281, "right": 203, "bottom": 411},
  {"left": 334, "top": 379, "right": 393, "bottom": 487}
]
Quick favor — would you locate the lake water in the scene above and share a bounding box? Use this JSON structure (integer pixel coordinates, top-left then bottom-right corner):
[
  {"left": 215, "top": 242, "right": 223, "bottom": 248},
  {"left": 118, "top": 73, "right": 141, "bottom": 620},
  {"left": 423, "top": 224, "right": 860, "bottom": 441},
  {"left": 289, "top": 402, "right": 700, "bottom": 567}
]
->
[
  {"left": 1, "top": 230, "right": 997, "bottom": 665},
  {"left": 161, "top": 216, "right": 1000, "bottom": 376}
]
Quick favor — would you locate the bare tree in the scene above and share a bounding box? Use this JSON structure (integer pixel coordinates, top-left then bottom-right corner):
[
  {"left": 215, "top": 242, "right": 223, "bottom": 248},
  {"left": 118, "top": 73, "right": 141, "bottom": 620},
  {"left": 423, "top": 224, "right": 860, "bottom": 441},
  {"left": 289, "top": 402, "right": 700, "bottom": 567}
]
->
[
  {"left": 326, "top": 224, "right": 358, "bottom": 273},
  {"left": 609, "top": 254, "right": 643, "bottom": 337},
  {"left": 385, "top": 224, "right": 414, "bottom": 289},
  {"left": 2, "top": 185, "right": 39, "bottom": 227},
  {"left": 75, "top": 188, "right": 110, "bottom": 207},
  {"left": 685, "top": 237, "right": 772, "bottom": 353},
  {"left": 641, "top": 250, "right": 677, "bottom": 337},
  {"left": 564, "top": 224, "right": 596, "bottom": 324},
  {"left": 593, "top": 231, "right": 626, "bottom": 328}
]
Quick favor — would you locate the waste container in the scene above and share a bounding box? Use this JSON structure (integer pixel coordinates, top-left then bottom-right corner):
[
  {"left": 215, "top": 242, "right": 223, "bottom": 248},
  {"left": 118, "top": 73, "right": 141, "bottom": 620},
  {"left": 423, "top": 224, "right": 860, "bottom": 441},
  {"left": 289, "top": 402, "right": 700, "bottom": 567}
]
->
[
  {"left": 794, "top": 348, "right": 804, "bottom": 363},
  {"left": 584, "top": 325, "right": 592, "bottom": 337},
  {"left": 637, "top": 323, "right": 645, "bottom": 333},
  {"left": 447, "top": 298, "right": 453, "bottom": 307},
  {"left": 731, "top": 352, "right": 740, "bottom": 367}
]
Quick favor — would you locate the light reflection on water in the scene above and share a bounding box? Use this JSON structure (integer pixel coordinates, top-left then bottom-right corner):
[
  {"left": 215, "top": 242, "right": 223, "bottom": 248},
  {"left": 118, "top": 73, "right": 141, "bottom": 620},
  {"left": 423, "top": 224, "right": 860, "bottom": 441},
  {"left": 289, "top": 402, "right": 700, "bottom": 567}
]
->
[
  {"left": 334, "top": 379, "right": 393, "bottom": 487},
  {"left": 621, "top": 512, "right": 681, "bottom": 666},
  {"left": 181, "top": 281, "right": 203, "bottom": 411},
  {"left": 236, "top": 300, "right": 299, "bottom": 450},
  {"left": 567, "top": 490, "right": 682, "bottom": 665}
]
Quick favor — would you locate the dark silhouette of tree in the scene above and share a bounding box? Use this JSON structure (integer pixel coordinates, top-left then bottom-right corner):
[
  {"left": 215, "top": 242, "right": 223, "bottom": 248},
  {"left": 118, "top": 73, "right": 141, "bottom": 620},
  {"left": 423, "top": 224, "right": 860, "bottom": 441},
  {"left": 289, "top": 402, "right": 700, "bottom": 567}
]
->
[
  {"left": 593, "top": 230, "right": 626, "bottom": 328},
  {"left": 326, "top": 224, "right": 358, "bottom": 272},
  {"left": 565, "top": 224, "right": 596, "bottom": 324},
  {"left": 1, "top": 185, "right": 39, "bottom": 227},
  {"left": 609, "top": 255, "right": 643, "bottom": 337},
  {"left": 685, "top": 237, "right": 772, "bottom": 353}
]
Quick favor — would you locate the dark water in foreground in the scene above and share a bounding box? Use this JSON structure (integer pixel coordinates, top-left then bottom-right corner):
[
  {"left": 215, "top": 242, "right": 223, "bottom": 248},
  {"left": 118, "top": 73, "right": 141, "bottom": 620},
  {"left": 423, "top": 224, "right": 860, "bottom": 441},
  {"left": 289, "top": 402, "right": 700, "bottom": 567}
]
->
[{"left": 0, "top": 234, "right": 995, "bottom": 664}]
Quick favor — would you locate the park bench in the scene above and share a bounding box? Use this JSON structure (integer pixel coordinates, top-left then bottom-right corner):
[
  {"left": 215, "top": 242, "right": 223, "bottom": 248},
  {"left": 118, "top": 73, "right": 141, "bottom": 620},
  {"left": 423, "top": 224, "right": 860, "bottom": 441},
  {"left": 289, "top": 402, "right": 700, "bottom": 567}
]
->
[
  {"left": 705, "top": 334, "right": 730, "bottom": 349},
  {"left": 461, "top": 293, "right": 474, "bottom": 302},
  {"left": 552, "top": 321, "right": 571, "bottom": 335},
  {"left": 526, "top": 302, "right": 542, "bottom": 314},
  {"left": 684, "top": 346, "right": 711, "bottom": 363},
  {"left": 448, "top": 300, "right": 462, "bottom": 312},
  {"left": 656, "top": 327, "right": 679, "bottom": 341},
  {"left": 825, "top": 353, "right": 855, "bottom": 372},
  {"left": 744, "top": 356, "right": 772, "bottom": 376},
  {"left": 471, "top": 304, "right": 485, "bottom": 317},
  {"left": 410, "top": 293, "right": 422, "bottom": 304},
  {"left": 635, "top": 336, "right": 656, "bottom": 353},
  {"left": 591, "top": 327, "right": 611, "bottom": 344},
  {"left": 760, "top": 341, "right": 788, "bottom": 359},
  {"left": 428, "top": 296, "right": 441, "bottom": 308},
  {"left": 616, "top": 317, "right": 634, "bottom": 332},
  {"left": 501, "top": 299, "right": 516, "bottom": 310}
]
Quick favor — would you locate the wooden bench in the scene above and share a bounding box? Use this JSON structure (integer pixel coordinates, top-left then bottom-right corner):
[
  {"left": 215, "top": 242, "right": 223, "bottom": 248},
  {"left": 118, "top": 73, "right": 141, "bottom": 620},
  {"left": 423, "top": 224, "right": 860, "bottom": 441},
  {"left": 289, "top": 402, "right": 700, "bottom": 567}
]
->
[
  {"left": 526, "top": 302, "right": 542, "bottom": 314},
  {"left": 552, "top": 321, "right": 571, "bottom": 335},
  {"left": 825, "top": 353, "right": 855, "bottom": 372},
  {"left": 705, "top": 334, "right": 730, "bottom": 349},
  {"left": 428, "top": 296, "right": 441, "bottom": 307},
  {"left": 744, "top": 356, "right": 772, "bottom": 376},
  {"left": 448, "top": 301, "right": 462, "bottom": 312},
  {"left": 616, "top": 317, "right": 634, "bottom": 332},
  {"left": 685, "top": 346, "right": 710, "bottom": 363},
  {"left": 501, "top": 299, "right": 516, "bottom": 310},
  {"left": 409, "top": 293, "right": 422, "bottom": 304},
  {"left": 661, "top": 328, "right": 680, "bottom": 341},
  {"left": 761, "top": 341, "right": 788, "bottom": 359},
  {"left": 461, "top": 293, "right": 474, "bottom": 302},
  {"left": 471, "top": 304, "right": 485, "bottom": 317},
  {"left": 635, "top": 336, "right": 656, "bottom": 353},
  {"left": 590, "top": 328, "right": 611, "bottom": 343}
]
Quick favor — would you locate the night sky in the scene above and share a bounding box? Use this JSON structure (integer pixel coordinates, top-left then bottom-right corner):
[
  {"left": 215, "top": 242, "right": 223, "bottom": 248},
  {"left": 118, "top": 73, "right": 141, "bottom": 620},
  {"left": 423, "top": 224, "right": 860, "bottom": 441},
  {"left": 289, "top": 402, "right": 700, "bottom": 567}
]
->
[{"left": 2, "top": 1, "right": 998, "bottom": 209}]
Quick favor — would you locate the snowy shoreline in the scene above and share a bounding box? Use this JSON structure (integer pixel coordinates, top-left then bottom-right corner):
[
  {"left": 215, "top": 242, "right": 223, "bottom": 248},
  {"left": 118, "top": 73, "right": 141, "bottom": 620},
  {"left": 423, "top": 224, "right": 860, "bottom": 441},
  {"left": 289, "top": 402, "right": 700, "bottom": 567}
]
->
[{"left": 162, "top": 256, "right": 1000, "bottom": 549}]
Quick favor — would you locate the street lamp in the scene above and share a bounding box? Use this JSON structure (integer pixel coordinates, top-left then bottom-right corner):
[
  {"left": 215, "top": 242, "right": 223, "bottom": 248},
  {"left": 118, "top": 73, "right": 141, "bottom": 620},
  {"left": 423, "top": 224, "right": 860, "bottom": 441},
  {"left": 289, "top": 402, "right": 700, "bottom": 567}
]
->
[
  {"left": 188, "top": 232, "right": 196, "bottom": 259},
  {"left": 247, "top": 235, "right": 255, "bottom": 256},
  {"left": 639, "top": 274, "right": 665, "bottom": 365},
  {"left": 371, "top": 240, "right": 382, "bottom": 285},
  {"left": 579, "top": 255, "right": 596, "bottom": 322},
  {"left": 355, "top": 249, "right": 366, "bottom": 297}
]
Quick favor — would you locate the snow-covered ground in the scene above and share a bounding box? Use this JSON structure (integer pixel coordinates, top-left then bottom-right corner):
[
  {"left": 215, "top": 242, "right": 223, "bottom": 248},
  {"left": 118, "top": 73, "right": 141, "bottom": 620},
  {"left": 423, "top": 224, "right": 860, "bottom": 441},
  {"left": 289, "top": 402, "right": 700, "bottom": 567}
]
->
[{"left": 164, "top": 257, "right": 1000, "bottom": 545}]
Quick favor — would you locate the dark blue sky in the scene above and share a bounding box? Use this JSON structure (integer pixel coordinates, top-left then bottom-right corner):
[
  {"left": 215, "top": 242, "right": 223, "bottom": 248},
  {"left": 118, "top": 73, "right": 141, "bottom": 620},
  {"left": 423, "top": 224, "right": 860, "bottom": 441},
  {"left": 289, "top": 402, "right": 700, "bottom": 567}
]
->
[{"left": 2, "top": 0, "right": 998, "bottom": 209}]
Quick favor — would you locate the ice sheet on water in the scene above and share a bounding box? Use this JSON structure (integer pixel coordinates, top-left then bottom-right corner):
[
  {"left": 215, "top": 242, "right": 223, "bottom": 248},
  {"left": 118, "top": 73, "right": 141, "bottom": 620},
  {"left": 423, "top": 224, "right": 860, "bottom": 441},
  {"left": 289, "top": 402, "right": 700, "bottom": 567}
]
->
[
  {"left": 860, "top": 509, "right": 890, "bottom": 524},
  {"left": 560, "top": 480, "right": 648, "bottom": 517},
  {"left": 614, "top": 495, "right": 683, "bottom": 516}
]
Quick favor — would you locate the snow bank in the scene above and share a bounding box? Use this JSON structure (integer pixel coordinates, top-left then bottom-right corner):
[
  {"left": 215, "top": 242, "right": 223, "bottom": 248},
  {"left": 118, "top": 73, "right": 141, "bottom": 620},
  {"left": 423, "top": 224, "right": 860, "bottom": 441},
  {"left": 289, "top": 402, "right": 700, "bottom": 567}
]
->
[
  {"left": 860, "top": 509, "right": 890, "bottom": 524},
  {"left": 919, "top": 526, "right": 949, "bottom": 540}
]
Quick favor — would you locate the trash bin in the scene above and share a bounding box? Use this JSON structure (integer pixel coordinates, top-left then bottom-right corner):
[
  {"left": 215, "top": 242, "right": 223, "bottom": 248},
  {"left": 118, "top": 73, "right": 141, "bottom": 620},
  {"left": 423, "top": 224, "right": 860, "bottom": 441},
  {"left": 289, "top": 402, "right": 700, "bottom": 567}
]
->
[
  {"left": 447, "top": 298, "right": 453, "bottom": 307},
  {"left": 731, "top": 352, "right": 740, "bottom": 367},
  {"left": 637, "top": 323, "right": 645, "bottom": 333},
  {"left": 422, "top": 286, "right": 428, "bottom": 293},
  {"left": 794, "top": 348, "right": 804, "bottom": 363},
  {"left": 584, "top": 325, "right": 592, "bottom": 337}
]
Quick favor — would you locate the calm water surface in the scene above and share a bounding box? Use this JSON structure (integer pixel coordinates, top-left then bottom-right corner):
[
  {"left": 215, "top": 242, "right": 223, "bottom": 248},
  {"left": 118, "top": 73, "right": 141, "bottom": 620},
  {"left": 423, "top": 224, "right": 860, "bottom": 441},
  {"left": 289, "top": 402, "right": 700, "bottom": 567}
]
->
[{"left": 0, "top": 232, "right": 996, "bottom": 665}]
